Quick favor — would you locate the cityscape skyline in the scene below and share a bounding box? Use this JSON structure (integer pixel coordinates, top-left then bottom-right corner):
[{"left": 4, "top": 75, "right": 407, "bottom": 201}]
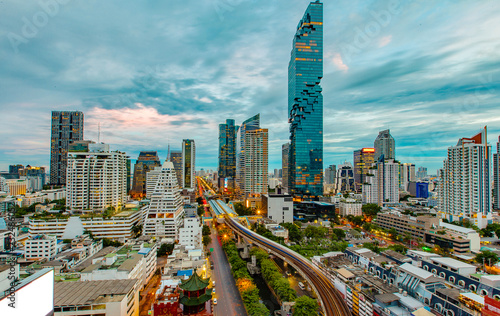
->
[{"left": 1, "top": 1, "right": 500, "bottom": 174}]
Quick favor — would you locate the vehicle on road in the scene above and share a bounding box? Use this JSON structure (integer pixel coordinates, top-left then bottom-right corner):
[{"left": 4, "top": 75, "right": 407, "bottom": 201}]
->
[
  {"left": 212, "top": 288, "right": 215, "bottom": 294},
  {"left": 212, "top": 281, "right": 215, "bottom": 287},
  {"left": 298, "top": 282, "right": 305, "bottom": 290},
  {"left": 213, "top": 298, "right": 217, "bottom": 305}
]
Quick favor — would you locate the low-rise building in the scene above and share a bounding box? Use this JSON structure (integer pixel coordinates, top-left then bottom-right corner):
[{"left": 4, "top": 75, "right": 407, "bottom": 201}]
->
[
  {"left": 339, "top": 198, "right": 362, "bottom": 217},
  {"left": 25, "top": 234, "right": 58, "bottom": 261},
  {"left": 262, "top": 194, "right": 293, "bottom": 223},
  {"left": 178, "top": 216, "right": 202, "bottom": 249}
]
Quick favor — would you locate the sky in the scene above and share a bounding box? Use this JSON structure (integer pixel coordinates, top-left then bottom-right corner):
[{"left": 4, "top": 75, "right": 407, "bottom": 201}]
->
[{"left": 1, "top": 0, "right": 500, "bottom": 175}]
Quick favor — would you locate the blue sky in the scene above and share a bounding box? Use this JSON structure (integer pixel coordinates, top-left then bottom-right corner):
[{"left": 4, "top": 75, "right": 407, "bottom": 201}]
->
[{"left": 1, "top": 0, "right": 499, "bottom": 175}]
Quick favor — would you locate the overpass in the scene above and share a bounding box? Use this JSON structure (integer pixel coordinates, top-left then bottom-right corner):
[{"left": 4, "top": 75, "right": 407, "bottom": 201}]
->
[{"left": 217, "top": 200, "right": 350, "bottom": 316}]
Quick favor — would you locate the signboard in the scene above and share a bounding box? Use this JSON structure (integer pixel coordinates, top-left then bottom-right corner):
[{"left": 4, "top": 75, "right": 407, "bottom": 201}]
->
[{"left": 210, "top": 248, "right": 214, "bottom": 252}]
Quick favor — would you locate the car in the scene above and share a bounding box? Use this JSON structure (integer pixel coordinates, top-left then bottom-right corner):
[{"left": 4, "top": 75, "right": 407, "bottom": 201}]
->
[
  {"left": 212, "top": 281, "right": 215, "bottom": 287},
  {"left": 212, "top": 288, "right": 215, "bottom": 294},
  {"left": 213, "top": 298, "right": 217, "bottom": 305}
]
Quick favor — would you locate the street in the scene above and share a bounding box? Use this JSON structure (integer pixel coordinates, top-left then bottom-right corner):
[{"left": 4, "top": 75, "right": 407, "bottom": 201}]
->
[{"left": 209, "top": 227, "right": 247, "bottom": 316}]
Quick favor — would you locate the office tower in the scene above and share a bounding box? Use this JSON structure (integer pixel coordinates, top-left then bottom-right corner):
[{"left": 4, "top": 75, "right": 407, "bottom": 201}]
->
[
  {"left": 170, "top": 151, "right": 183, "bottom": 186},
  {"left": 324, "top": 165, "right": 336, "bottom": 185},
  {"left": 244, "top": 129, "right": 269, "bottom": 196},
  {"left": 282, "top": 143, "right": 290, "bottom": 193},
  {"left": 146, "top": 166, "right": 162, "bottom": 199},
  {"left": 495, "top": 136, "right": 500, "bottom": 210},
  {"left": 288, "top": 1, "right": 323, "bottom": 198},
  {"left": 417, "top": 166, "right": 428, "bottom": 180},
  {"left": 218, "top": 119, "right": 237, "bottom": 190},
  {"left": 374, "top": 129, "right": 395, "bottom": 161},
  {"left": 9, "top": 164, "right": 24, "bottom": 174},
  {"left": 144, "top": 161, "right": 184, "bottom": 239},
  {"left": 362, "top": 159, "right": 399, "bottom": 205},
  {"left": 182, "top": 139, "right": 196, "bottom": 190},
  {"left": 237, "top": 114, "right": 260, "bottom": 194},
  {"left": 66, "top": 143, "right": 127, "bottom": 210},
  {"left": 126, "top": 158, "right": 131, "bottom": 193},
  {"left": 19, "top": 165, "right": 47, "bottom": 187},
  {"left": 131, "top": 151, "right": 161, "bottom": 198},
  {"left": 335, "top": 162, "right": 355, "bottom": 193},
  {"left": 49, "top": 111, "right": 84, "bottom": 185},
  {"left": 353, "top": 148, "right": 375, "bottom": 192},
  {"left": 400, "top": 163, "right": 416, "bottom": 191},
  {"left": 439, "top": 127, "right": 492, "bottom": 228}
]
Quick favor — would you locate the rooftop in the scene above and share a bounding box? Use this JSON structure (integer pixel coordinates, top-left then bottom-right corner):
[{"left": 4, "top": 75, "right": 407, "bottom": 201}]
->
[
  {"left": 54, "top": 279, "right": 137, "bottom": 306},
  {"left": 430, "top": 257, "right": 476, "bottom": 269},
  {"left": 399, "top": 263, "right": 441, "bottom": 283}
]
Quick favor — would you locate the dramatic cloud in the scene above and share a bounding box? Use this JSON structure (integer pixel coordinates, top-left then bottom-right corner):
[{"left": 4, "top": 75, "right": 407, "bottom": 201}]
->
[{"left": 1, "top": 0, "right": 500, "bottom": 174}]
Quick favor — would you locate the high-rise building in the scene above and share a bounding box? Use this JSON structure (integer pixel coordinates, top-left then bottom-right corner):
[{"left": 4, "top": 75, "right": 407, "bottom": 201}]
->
[
  {"left": 374, "top": 129, "right": 395, "bottom": 161},
  {"left": 170, "top": 150, "right": 183, "bottom": 186},
  {"left": 143, "top": 161, "right": 184, "bottom": 240},
  {"left": 131, "top": 151, "right": 161, "bottom": 198},
  {"left": 288, "top": 1, "right": 323, "bottom": 198},
  {"left": 335, "top": 162, "right": 355, "bottom": 193},
  {"left": 282, "top": 143, "right": 290, "bottom": 193},
  {"left": 218, "top": 119, "right": 237, "bottom": 191},
  {"left": 9, "top": 164, "right": 24, "bottom": 174},
  {"left": 324, "top": 165, "right": 336, "bottom": 185},
  {"left": 400, "top": 163, "right": 416, "bottom": 191},
  {"left": 66, "top": 143, "right": 127, "bottom": 211},
  {"left": 182, "top": 139, "right": 196, "bottom": 190},
  {"left": 244, "top": 129, "right": 269, "bottom": 196},
  {"left": 237, "top": 114, "right": 260, "bottom": 193},
  {"left": 439, "top": 127, "right": 492, "bottom": 228},
  {"left": 353, "top": 148, "right": 375, "bottom": 192},
  {"left": 362, "top": 159, "right": 399, "bottom": 205},
  {"left": 494, "top": 136, "right": 500, "bottom": 210},
  {"left": 49, "top": 111, "right": 84, "bottom": 185},
  {"left": 416, "top": 166, "right": 428, "bottom": 180},
  {"left": 19, "top": 165, "right": 47, "bottom": 187}
]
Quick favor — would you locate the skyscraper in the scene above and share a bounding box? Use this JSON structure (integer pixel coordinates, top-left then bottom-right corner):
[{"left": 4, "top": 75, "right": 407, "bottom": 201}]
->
[
  {"left": 288, "top": 0, "right": 323, "bottom": 198},
  {"left": 374, "top": 129, "right": 395, "bottom": 161},
  {"left": 416, "top": 166, "right": 428, "bottom": 180},
  {"left": 218, "top": 119, "right": 237, "bottom": 191},
  {"left": 143, "top": 161, "right": 184, "bottom": 240},
  {"left": 493, "top": 136, "right": 499, "bottom": 210},
  {"left": 353, "top": 148, "right": 375, "bottom": 192},
  {"left": 66, "top": 143, "right": 127, "bottom": 210},
  {"left": 237, "top": 114, "right": 260, "bottom": 193},
  {"left": 439, "top": 127, "right": 492, "bottom": 228},
  {"left": 324, "top": 164, "right": 336, "bottom": 185},
  {"left": 282, "top": 143, "right": 290, "bottom": 193},
  {"left": 400, "top": 163, "right": 416, "bottom": 191},
  {"left": 362, "top": 159, "right": 399, "bottom": 205},
  {"left": 182, "top": 139, "right": 196, "bottom": 190},
  {"left": 335, "top": 162, "right": 354, "bottom": 193},
  {"left": 131, "top": 151, "right": 161, "bottom": 198},
  {"left": 49, "top": 111, "right": 84, "bottom": 185},
  {"left": 170, "top": 151, "right": 183, "bottom": 186},
  {"left": 244, "top": 129, "right": 268, "bottom": 196}
]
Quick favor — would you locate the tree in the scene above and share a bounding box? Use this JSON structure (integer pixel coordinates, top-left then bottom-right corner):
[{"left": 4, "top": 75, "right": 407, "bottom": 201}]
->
[
  {"left": 157, "top": 243, "right": 174, "bottom": 257},
  {"left": 363, "top": 242, "right": 381, "bottom": 254},
  {"left": 388, "top": 228, "right": 398, "bottom": 240},
  {"left": 475, "top": 250, "right": 499, "bottom": 266},
  {"left": 294, "top": 296, "right": 318, "bottom": 316},
  {"left": 332, "top": 228, "right": 346, "bottom": 241},
  {"left": 362, "top": 203, "right": 381, "bottom": 219},
  {"left": 202, "top": 235, "right": 212, "bottom": 247},
  {"left": 196, "top": 196, "right": 203, "bottom": 205},
  {"left": 202, "top": 224, "right": 211, "bottom": 236},
  {"left": 351, "top": 216, "right": 364, "bottom": 227},
  {"left": 197, "top": 205, "right": 205, "bottom": 217},
  {"left": 282, "top": 222, "right": 304, "bottom": 243},
  {"left": 389, "top": 244, "right": 408, "bottom": 254},
  {"left": 131, "top": 224, "right": 142, "bottom": 237}
]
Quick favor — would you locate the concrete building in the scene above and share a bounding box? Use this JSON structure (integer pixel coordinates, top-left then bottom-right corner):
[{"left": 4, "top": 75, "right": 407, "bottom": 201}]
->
[
  {"left": 182, "top": 139, "right": 196, "bottom": 191},
  {"left": 53, "top": 279, "right": 139, "bottom": 316},
  {"left": 400, "top": 163, "right": 416, "bottom": 191},
  {"left": 417, "top": 167, "right": 428, "bottom": 180},
  {"left": 170, "top": 151, "right": 183, "bottom": 188},
  {"left": 494, "top": 136, "right": 500, "bottom": 210},
  {"left": 131, "top": 151, "right": 161, "bottom": 198},
  {"left": 362, "top": 159, "right": 399, "bottom": 205},
  {"left": 66, "top": 143, "right": 128, "bottom": 211},
  {"left": 144, "top": 161, "right": 184, "bottom": 240},
  {"left": 262, "top": 194, "right": 293, "bottom": 223},
  {"left": 335, "top": 162, "right": 355, "bottom": 193},
  {"left": 325, "top": 164, "right": 336, "bottom": 185},
  {"left": 0, "top": 177, "right": 8, "bottom": 194},
  {"left": 237, "top": 114, "right": 260, "bottom": 195},
  {"left": 339, "top": 198, "right": 362, "bottom": 217},
  {"left": 439, "top": 127, "right": 492, "bottom": 228},
  {"left": 19, "top": 165, "right": 47, "bottom": 188},
  {"left": 6, "top": 178, "right": 28, "bottom": 196},
  {"left": 24, "top": 234, "right": 58, "bottom": 261},
  {"left": 354, "top": 148, "right": 375, "bottom": 192},
  {"left": 50, "top": 111, "right": 84, "bottom": 185},
  {"left": 179, "top": 216, "right": 202, "bottom": 249},
  {"left": 218, "top": 119, "right": 237, "bottom": 192},
  {"left": 244, "top": 128, "right": 268, "bottom": 197}
]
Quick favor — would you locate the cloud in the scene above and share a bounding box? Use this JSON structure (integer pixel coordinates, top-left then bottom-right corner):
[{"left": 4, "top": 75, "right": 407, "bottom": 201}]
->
[
  {"left": 378, "top": 35, "right": 392, "bottom": 47},
  {"left": 332, "top": 53, "right": 349, "bottom": 72}
]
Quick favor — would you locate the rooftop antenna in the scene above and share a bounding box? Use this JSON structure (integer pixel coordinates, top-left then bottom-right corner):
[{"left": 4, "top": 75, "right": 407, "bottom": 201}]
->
[
  {"left": 167, "top": 141, "right": 170, "bottom": 161},
  {"left": 98, "top": 122, "right": 101, "bottom": 143}
]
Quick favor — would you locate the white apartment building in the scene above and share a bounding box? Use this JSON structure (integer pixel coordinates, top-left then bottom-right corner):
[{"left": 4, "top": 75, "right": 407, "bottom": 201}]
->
[
  {"left": 182, "top": 139, "right": 196, "bottom": 190},
  {"left": 362, "top": 159, "right": 399, "bottom": 205},
  {"left": 0, "top": 177, "right": 8, "bottom": 194},
  {"left": 66, "top": 143, "right": 127, "bottom": 211},
  {"left": 18, "top": 188, "right": 66, "bottom": 207},
  {"left": 144, "top": 161, "right": 184, "bottom": 240},
  {"left": 25, "top": 235, "right": 57, "bottom": 261},
  {"left": 400, "top": 163, "right": 416, "bottom": 191},
  {"left": 29, "top": 206, "right": 146, "bottom": 241},
  {"left": 179, "top": 216, "right": 202, "bottom": 249},
  {"left": 146, "top": 166, "right": 161, "bottom": 199},
  {"left": 438, "top": 128, "right": 492, "bottom": 228},
  {"left": 339, "top": 198, "right": 362, "bottom": 217},
  {"left": 244, "top": 129, "right": 269, "bottom": 196},
  {"left": 494, "top": 135, "right": 499, "bottom": 210},
  {"left": 262, "top": 194, "right": 293, "bottom": 223}
]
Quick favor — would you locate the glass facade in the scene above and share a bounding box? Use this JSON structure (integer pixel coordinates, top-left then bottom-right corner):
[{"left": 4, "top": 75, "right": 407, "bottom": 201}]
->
[
  {"left": 131, "top": 151, "right": 161, "bottom": 198},
  {"left": 237, "top": 114, "right": 260, "bottom": 193},
  {"left": 374, "top": 129, "right": 395, "bottom": 161},
  {"left": 182, "top": 139, "right": 195, "bottom": 190},
  {"left": 353, "top": 148, "right": 375, "bottom": 192},
  {"left": 288, "top": 1, "right": 323, "bottom": 198},
  {"left": 218, "top": 119, "right": 237, "bottom": 189}
]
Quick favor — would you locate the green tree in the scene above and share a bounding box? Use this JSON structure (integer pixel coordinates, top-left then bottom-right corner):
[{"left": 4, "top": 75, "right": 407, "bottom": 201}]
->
[
  {"left": 157, "top": 243, "right": 174, "bottom": 257},
  {"left": 332, "top": 228, "right": 346, "bottom": 241},
  {"left": 363, "top": 242, "right": 381, "bottom": 254},
  {"left": 281, "top": 222, "right": 304, "bottom": 243},
  {"left": 389, "top": 244, "right": 408, "bottom": 254},
  {"left": 196, "top": 196, "right": 203, "bottom": 205},
  {"left": 294, "top": 296, "right": 318, "bottom": 316},
  {"left": 202, "top": 224, "right": 211, "bottom": 236},
  {"left": 351, "top": 215, "right": 364, "bottom": 227},
  {"left": 362, "top": 203, "right": 381, "bottom": 219},
  {"left": 475, "top": 250, "right": 499, "bottom": 266},
  {"left": 197, "top": 205, "right": 205, "bottom": 217},
  {"left": 131, "top": 224, "right": 142, "bottom": 237},
  {"left": 202, "top": 235, "right": 212, "bottom": 247}
]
